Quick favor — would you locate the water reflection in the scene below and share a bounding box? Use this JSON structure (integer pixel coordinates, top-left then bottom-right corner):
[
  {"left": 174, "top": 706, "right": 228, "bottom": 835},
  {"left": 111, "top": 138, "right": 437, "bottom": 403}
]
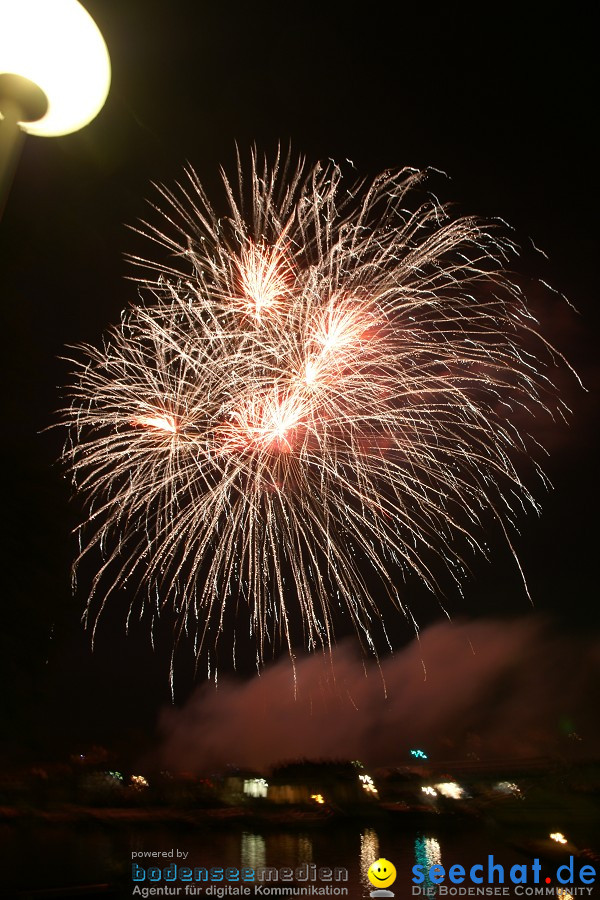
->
[
  {"left": 297, "top": 835, "right": 313, "bottom": 864},
  {"left": 360, "top": 828, "right": 380, "bottom": 895},
  {"left": 241, "top": 832, "right": 266, "bottom": 868},
  {"left": 414, "top": 835, "right": 442, "bottom": 896},
  {"left": 241, "top": 831, "right": 313, "bottom": 869}
]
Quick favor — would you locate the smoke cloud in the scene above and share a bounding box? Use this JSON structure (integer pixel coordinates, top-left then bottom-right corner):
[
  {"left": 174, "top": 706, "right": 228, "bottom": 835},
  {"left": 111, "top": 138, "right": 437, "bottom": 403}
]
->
[{"left": 156, "top": 618, "right": 599, "bottom": 771}]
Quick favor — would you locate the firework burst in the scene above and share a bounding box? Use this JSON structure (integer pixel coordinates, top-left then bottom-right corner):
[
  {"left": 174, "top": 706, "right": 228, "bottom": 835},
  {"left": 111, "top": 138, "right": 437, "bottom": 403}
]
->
[{"left": 63, "top": 151, "right": 571, "bottom": 678}]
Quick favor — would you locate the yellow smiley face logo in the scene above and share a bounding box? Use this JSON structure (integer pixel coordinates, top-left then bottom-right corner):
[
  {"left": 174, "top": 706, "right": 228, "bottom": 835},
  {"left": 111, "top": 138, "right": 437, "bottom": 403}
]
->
[{"left": 368, "top": 858, "right": 397, "bottom": 889}]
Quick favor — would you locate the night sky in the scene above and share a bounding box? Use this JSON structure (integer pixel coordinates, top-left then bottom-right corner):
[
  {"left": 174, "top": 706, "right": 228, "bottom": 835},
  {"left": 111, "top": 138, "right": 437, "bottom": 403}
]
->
[{"left": 0, "top": 1, "right": 598, "bottom": 765}]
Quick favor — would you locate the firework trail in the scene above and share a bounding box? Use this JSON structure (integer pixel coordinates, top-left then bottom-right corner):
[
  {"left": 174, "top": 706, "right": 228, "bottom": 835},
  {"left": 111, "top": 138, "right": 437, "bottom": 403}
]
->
[{"left": 63, "top": 151, "right": 571, "bottom": 678}]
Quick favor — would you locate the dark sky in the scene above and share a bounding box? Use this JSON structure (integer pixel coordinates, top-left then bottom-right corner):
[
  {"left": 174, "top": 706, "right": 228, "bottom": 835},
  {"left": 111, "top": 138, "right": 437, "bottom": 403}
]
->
[{"left": 0, "top": 1, "right": 598, "bottom": 764}]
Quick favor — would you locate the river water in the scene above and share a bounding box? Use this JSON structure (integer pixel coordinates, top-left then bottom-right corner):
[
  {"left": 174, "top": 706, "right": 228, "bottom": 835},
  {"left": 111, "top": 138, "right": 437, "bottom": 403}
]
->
[{"left": 2, "top": 819, "right": 587, "bottom": 899}]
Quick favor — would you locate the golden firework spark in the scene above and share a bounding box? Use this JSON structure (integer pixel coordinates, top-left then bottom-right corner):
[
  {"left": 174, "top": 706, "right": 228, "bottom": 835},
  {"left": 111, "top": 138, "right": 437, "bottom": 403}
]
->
[{"left": 62, "top": 152, "right": 573, "bottom": 681}]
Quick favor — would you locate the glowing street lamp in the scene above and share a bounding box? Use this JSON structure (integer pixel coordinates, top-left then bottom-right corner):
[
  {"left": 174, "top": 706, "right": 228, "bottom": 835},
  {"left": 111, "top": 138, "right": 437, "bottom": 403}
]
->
[{"left": 0, "top": 0, "right": 111, "bottom": 210}]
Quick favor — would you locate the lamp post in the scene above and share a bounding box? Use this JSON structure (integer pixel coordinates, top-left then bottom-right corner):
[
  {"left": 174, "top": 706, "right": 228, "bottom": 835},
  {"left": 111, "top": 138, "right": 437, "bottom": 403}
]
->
[{"left": 0, "top": 0, "right": 111, "bottom": 215}]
